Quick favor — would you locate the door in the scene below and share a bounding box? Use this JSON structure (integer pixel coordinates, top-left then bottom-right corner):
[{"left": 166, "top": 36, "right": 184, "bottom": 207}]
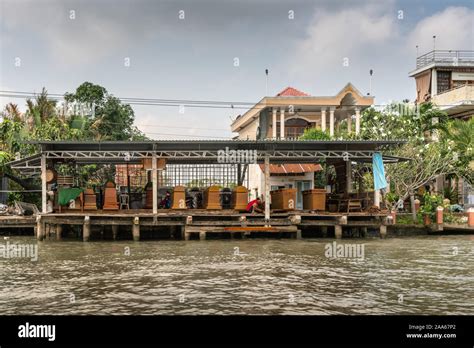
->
[{"left": 296, "top": 180, "right": 312, "bottom": 210}]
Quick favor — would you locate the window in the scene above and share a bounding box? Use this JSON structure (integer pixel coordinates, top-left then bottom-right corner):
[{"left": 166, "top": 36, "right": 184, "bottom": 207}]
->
[
  {"left": 277, "top": 118, "right": 311, "bottom": 139},
  {"left": 437, "top": 71, "right": 451, "bottom": 94}
]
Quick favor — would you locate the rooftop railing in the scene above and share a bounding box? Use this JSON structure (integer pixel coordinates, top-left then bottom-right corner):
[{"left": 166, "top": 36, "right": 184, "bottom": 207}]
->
[{"left": 416, "top": 50, "right": 474, "bottom": 69}]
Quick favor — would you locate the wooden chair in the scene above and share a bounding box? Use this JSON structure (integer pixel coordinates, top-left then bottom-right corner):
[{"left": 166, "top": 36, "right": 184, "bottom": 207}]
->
[{"left": 347, "top": 199, "right": 363, "bottom": 213}]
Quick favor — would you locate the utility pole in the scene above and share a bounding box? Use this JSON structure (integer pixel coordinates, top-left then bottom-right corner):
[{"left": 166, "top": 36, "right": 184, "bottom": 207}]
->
[
  {"left": 369, "top": 69, "right": 373, "bottom": 96},
  {"left": 265, "top": 69, "right": 269, "bottom": 96}
]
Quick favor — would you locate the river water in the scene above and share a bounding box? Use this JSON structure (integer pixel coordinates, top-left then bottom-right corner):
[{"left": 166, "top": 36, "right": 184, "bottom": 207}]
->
[{"left": 0, "top": 235, "right": 473, "bottom": 315}]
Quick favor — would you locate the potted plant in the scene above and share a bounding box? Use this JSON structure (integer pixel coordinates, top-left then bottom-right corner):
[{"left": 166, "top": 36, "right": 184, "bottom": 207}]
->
[{"left": 419, "top": 193, "right": 443, "bottom": 226}]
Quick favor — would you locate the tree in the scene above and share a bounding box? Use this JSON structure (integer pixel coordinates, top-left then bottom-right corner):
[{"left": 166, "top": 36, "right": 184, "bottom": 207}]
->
[
  {"left": 359, "top": 102, "right": 448, "bottom": 141},
  {"left": 25, "top": 88, "right": 57, "bottom": 131},
  {"left": 65, "top": 82, "right": 146, "bottom": 141},
  {"left": 386, "top": 140, "right": 455, "bottom": 221},
  {"left": 442, "top": 118, "right": 474, "bottom": 185}
]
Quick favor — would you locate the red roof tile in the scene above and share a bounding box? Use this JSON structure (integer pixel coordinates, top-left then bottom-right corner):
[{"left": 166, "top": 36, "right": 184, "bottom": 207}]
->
[{"left": 276, "top": 87, "right": 310, "bottom": 97}]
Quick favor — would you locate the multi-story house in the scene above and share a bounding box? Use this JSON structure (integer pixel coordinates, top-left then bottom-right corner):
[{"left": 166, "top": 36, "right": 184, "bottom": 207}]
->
[
  {"left": 230, "top": 84, "right": 374, "bottom": 208},
  {"left": 409, "top": 50, "right": 474, "bottom": 206}
]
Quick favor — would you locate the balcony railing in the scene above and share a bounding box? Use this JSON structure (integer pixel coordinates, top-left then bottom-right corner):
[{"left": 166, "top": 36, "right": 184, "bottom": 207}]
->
[
  {"left": 416, "top": 50, "right": 474, "bottom": 69},
  {"left": 432, "top": 85, "right": 474, "bottom": 107}
]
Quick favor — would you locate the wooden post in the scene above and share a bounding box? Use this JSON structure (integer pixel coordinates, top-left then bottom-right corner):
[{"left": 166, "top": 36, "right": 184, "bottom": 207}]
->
[
  {"left": 56, "top": 224, "right": 62, "bottom": 240},
  {"left": 264, "top": 154, "right": 270, "bottom": 222},
  {"left": 334, "top": 225, "right": 342, "bottom": 239},
  {"left": 41, "top": 154, "right": 47, "bottom": 214},
  {"left": 112, "top": 225, "right": 118, "bottom": 240},
  {"left": 36, "top": 215, "right": 44, "bottom": 241},
  {"left": 346, "top": 160, "right": 352, "bottom": 194},
  {"left": 83, "top": 216, "right": 91, "bottom": 242},
  {"left": 132, "top": 217, "right": 140, "bottom": 241},
  {"left": 152, "top": 153, "right": 158, "bottom": 215}
]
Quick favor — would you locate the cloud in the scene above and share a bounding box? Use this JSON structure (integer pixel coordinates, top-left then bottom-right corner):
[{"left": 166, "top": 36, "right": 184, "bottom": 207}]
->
[
  {"left": 406, "top": 6, "right": 474, "bottom": 53},
  {"left": 289, "top": 2, "right": 398, "bottom": 79}
]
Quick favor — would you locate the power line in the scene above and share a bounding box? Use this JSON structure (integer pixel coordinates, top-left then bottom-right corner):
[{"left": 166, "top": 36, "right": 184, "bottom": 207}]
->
[{"left": 142, "top": 131, "right": 231, "bottom": 139}]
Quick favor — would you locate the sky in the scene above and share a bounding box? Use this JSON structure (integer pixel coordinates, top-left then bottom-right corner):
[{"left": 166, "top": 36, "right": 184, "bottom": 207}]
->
[{"left": 1, "top": 0, "right": 473, "bottom": 139}]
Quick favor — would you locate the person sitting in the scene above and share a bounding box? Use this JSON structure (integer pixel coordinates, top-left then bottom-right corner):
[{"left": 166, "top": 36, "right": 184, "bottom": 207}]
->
[
  {"left": 246, "top": 197, "right": 264, "bottom": 213},
  {"left": 159, "top": 191, "right": 172, "bottom": 209}
]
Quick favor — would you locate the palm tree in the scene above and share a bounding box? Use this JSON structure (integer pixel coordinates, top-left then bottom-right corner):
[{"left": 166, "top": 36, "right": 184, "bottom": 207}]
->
[{"left": 25, "top": 88, "right": 57, "bottom": 131}]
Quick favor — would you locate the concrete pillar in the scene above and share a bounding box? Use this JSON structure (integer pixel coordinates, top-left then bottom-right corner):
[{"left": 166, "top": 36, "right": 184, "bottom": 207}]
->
[
  {"left": 264, "top": 154, "right": 270, "bottom": 221},
  {"left": 334, "top": 225, "right": 342, "bottom": 239},
  {"left": 112, "top": 225, "right": 118, "bottom": 240},
  {"left": 296, "top": 230, "right": 302, "bottom": 239},
  {"left": 355, "top": 108, "right": 361, "bottom": 135},
  {"left": 379, "top": 225, "right": 387, "bottom": 239},
  {"left": 152, "top": 154, "right": 158, "bottom": 215},
  {"left": 83, "top": 216, "right": 91, "bottom": 242},
  {"left": 436, "top": 206, "right": 443, "bottom": 225},
  {"left": 374, "top": 189, "right": 380, "bottom": 208},
  {"left": 329, "top": 107, "right": 335, "bottom": 137},
  {"left": 56, "top": 224, "right": 62, "bottom": 240},
  {"left": 272, "top": 108, "right": 277, "bottom": 138},
  {"left": 41, "top": 154, "right": 47, "bottom": 214},
  {"left": 132, "top": 217, "right": 140, "bottom": 241},
  {"left": 199, "top": 231, "right": 206, "bottom": 241},
  {"left": 36, "top": 216, "right": 44, "bottom": 241},
  {"left": 279, "top": 108, "right": 285, "bottom": 139},
  {"left": 321, "top": 108, "right": 326, "bottom": 132},
  {"left": 467, "top": 207, "right": 474, "bottom": 227},
  {"left": 347, "top": 114, "right": 352, "bottom": 134}
]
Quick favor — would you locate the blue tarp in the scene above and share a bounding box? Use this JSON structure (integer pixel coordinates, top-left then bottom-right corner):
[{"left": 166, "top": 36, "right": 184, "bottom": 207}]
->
[{"left": 372, "top": 152, "right": 388, "bottom": 190}]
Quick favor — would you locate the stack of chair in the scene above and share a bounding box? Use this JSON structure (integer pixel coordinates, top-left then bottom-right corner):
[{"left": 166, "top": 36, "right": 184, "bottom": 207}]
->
[
  {"left": 83, "top": 188, "right": 98, "bottom": 210},
  {"left": 102, "top": 181, "right": 119, "bottom": 210},
  {"left": 203, "top": 186, "right": 222, "bottom": 210},
  {"left": 145, "top": 184, "right": 153, "bottom": 209}
]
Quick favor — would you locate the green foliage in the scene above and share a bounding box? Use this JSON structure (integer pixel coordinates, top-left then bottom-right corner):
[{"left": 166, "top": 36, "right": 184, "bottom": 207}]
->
[
  {"left": 66, "top": 82, "right": 146, "bottom": 141},
  {"left": 443, "top": 186, "right": 458, "bottom": 204},
  {"left": 299, "top": 128, "right": 331, "bottom": 140},
  {"left": 385, "top": 192, "right": 399, "bottom": 204},
  {"left": 442, "top": 118, "right": 474, "bottom": 185},
  {"left": 65, "top": 82, "right": 107, "bottom": 107},
  {"left": 419, "top": 192, "right": 443, "bottom": 219},
  {"left": 358, "top": 102, "right": 448, "bottom": 141}
]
